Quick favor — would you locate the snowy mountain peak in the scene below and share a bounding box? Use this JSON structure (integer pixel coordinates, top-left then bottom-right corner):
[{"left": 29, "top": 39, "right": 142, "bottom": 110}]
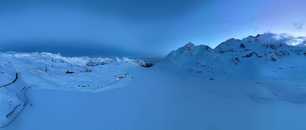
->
[
  {"left": 166, "top": 42, "right": 214, "bottom": 61},
  {"left": 243, "top": 33, "right": 306, "bottom": 46},
  {"left": 183, "top": 42, "right": 195, "bottom": 49},
  {"left": 165, "top": 33, "right": 306, "bottom": 80},
  {"left": 169, "top": 33, "right": 304, "bottom": 60},
  {"left": 214, "top": 33, "right": 306, "bottom": 54},
  {"left": 174, "top": 42, "right": 212, "bottom": 53}
]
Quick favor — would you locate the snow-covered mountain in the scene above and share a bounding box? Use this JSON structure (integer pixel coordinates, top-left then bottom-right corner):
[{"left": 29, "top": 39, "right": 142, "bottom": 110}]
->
[
  {"left": 1, "top": 33, "right": 306, "bottom": 130},
  {"left": 163, "top": 33, "right": 306, "bottom": 104},
  {"left": 165, "top": 33, "right": 306, "bottom": 80}
]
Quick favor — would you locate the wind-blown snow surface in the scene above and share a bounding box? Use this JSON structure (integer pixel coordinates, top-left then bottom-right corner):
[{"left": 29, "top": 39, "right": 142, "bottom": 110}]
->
[
  {"left": 0, "top": 52, "right": 150, "bottom": 92},
  {"left": 1, "top": 33, "right": 306, "bottom": 130},
  {"left": 0, "top": 62, "right": 28, "bottom": 128}
]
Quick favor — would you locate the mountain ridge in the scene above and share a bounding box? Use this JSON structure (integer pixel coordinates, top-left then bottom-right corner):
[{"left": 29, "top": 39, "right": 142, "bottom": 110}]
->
[{"left": 165, "top": 33, "right": 306, "bottom": 80}]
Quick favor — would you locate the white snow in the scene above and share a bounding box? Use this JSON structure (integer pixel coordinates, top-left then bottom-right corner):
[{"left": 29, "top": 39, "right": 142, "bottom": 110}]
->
[
  {"left": 1, "top": 33, "right": 306, "bottom": 130},
  {"left": 0, "top": 62, "right": 28, "bottom": 128},
  {"left": 0, "top": 52, "right": 151, "bottom": 92}
]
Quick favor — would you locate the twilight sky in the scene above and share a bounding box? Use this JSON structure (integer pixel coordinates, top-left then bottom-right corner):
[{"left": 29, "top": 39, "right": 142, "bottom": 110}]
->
[{"left": 0, "top": 0, "right": 305, "bottom": 57}]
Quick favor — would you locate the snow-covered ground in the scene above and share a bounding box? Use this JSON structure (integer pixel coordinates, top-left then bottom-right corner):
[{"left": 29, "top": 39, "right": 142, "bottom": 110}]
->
[
  {"left": 0, "top": 52, "right": 152, "bottom": 92},
  {"left": 1, "top": 33, "right": 306, "bottom": 130},
  {"left": 0, "top": 62, "right": 28, "bottom": 128}
]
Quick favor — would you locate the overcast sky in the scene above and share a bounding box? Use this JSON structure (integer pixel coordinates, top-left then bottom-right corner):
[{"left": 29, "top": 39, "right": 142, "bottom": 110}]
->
[{"left": 0, "top": 0, "right": 305, "bottom": 57}]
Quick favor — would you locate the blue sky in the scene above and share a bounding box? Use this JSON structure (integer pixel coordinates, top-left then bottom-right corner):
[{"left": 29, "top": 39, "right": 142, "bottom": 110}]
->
[{"left": 0, "top": 0, "right": 305, "bottom": 57}]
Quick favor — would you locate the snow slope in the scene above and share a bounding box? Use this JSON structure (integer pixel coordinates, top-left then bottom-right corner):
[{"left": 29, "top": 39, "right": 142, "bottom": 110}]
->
[
  {"left": 4, "top": 66, "right": 306, "bottom": 130},
  {"left": 0, "top": 52, "right": 153, "bottom": 92},
  {"left": 0, "top": 62, "right": 28, "bottom": 128},
  {"left": 1, "top": 33, "right": 306, "bottom": 130}
]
